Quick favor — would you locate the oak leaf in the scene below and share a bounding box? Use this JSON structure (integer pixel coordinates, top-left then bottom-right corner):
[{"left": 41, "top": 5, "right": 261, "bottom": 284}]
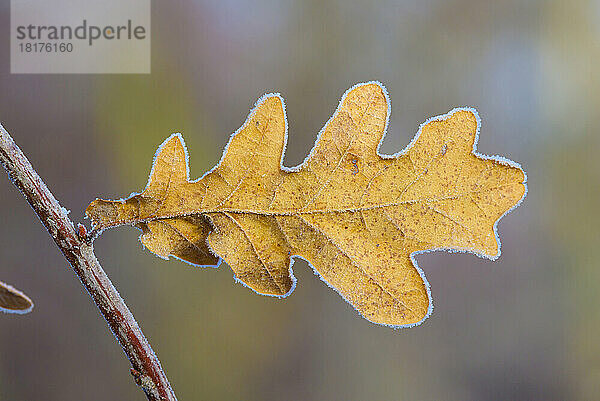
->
[
  {"left": 0, "top": 280, "right": 33, "bottom": 314},
  {"left": 86, "top": 82, "right": 526, "bottom": 327}
]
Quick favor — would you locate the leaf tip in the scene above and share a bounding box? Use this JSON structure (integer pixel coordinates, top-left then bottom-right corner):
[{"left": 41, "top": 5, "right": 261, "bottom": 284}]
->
[
  {"left": 346, "top": 81, "right": 389, "bottom": 103},
  {"left": 0, "top": 281, "right": 34, "bottom": 315},
  {"left": 254, "top": 93, "right": 286, "bottom": 118}
]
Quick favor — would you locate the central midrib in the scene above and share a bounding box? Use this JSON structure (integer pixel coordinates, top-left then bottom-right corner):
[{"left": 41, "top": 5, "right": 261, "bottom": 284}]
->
[{"left": 96, "top": 181, "right": 520, "bottom": 230}]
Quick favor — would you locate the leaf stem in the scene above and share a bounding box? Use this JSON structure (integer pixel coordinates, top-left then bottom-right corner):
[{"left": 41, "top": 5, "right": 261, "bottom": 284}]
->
[{"left": 0, "top": 123, "right": 177, "bottom": 401}]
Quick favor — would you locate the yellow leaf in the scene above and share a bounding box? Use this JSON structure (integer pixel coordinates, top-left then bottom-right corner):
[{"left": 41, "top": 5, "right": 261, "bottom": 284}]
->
[
  {"left": 86, "top": 82, "right": 526, "bottom": 327},
  {"left": 0, "top": 280, "right": 33, "bottom": 314}
]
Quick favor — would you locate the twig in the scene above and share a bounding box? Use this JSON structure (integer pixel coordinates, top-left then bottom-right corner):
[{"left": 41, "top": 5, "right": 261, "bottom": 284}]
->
[{"left": 0, "top": 123, "right": 177, "bottom": 401}]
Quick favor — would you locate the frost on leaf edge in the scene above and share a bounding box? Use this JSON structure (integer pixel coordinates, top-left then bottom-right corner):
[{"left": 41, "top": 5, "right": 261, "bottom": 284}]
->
[{"left": 94, "top": 81, "right": 528, "bottom": 329}]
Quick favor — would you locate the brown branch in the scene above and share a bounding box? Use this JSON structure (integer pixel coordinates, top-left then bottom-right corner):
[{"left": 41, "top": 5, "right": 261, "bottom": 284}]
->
[{"left": 0, "top": 123, "right": 177, "bottom": 401}]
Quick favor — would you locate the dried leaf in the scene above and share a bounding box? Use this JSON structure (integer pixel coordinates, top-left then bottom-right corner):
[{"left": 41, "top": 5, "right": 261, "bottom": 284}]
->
[
  {"left": 87, "top": 82, "right": 526, "bottom": 327},
  {"left": 0, "top": 280, "right": 33, "bottom": 314}
]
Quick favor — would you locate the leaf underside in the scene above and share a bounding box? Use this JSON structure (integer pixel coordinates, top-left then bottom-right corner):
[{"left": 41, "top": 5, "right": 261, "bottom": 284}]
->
[
  {"left": 0, "top": 280, "right": 33, "bottom": 314},
  {"left": 86, "top": 82, "right": 526, "bottom": 327}
]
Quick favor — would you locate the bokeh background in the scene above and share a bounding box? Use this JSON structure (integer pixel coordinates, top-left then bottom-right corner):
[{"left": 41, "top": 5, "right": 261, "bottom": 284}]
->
[{"left": 0, "top": 0, "right": 597, "bottom": 400}]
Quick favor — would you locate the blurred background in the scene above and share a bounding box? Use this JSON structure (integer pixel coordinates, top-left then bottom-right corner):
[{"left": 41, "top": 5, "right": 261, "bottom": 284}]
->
[{"left": 0, "top": 0, "right": 597, "bottom": 400}]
